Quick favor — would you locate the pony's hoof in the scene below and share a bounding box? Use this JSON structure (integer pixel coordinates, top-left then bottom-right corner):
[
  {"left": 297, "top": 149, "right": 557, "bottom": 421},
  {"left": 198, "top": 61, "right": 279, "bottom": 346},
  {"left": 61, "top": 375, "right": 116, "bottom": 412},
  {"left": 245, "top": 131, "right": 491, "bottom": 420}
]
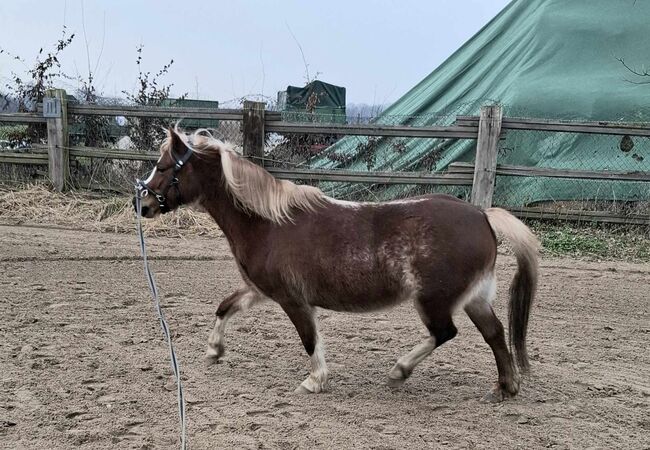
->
[
  {"left": 294, "top": 384, "right": 314, "bottom": 394},
  {"left": 480, "top": 389, "right": 505, "bottom": 403},
  {"left": 387, "top": 363, "right": 410, "bottom": 388},
  {"left": 294, "top": 377, "right": 328, "bottom": 394},
  {"left": 205, "top": 345, "right": 224, "bottom": 364},
  {"left": 387, "top": 376, "right": 406, "bottom": 389},
  {"left": 204, "top": 354, "right": 222, "bottom": 366},
  {"left": 206, "top": 341, "right": 224, "bottom": 356},
  {"left": 481, "top": 383, "right": 516, "bottom": 403}
]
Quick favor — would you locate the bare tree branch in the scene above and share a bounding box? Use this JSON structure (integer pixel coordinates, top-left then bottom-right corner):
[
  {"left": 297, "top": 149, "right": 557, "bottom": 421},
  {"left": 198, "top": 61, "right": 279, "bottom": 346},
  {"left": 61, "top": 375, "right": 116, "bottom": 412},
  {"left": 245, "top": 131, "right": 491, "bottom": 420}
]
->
[
  {"left": 616, "top": 57, "right": 650, "bottom": 84},
  {"left": 285, "top": 22, "right": 312, "bottom": 85},
  {"left": 93, "top": 11, "right": 106, "bottom": 77},
  {"left": 259, "top": 43, "right": 265, "bottom": 97},
  {"left": 617, "top": 57, "right": 649, "bottom": 77}
]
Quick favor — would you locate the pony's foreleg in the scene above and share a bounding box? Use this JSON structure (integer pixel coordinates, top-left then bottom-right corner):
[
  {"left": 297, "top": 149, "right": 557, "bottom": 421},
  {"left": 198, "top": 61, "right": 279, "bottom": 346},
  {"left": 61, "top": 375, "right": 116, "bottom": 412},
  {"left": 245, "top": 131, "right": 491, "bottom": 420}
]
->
[
  {"left": 281, "top": 304, "right": 328, "bottom": 394},
  {"left": 206, "top": 287, "right": 262, "bottom": 362},
  {"left": 387, "top": 337, "right": 437, "bottom": 387},
  {"left": 388, "top": 305, "right": 457, "bottom": 388}
]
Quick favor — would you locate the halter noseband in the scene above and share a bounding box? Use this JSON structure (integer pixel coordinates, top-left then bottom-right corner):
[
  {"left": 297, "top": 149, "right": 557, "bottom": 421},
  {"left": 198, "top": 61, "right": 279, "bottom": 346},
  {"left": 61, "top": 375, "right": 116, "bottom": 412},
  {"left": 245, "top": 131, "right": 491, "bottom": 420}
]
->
[{"left": 135, "top": 143, "right": 194, "bottom": 213}]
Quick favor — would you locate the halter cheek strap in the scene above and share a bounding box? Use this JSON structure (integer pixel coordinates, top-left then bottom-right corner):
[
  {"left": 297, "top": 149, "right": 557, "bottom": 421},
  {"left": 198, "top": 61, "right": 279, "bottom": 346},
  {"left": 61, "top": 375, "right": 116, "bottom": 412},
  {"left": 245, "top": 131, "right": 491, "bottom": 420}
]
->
[{"left": 136, "top": 143, "right": 194, "bottom": 213}]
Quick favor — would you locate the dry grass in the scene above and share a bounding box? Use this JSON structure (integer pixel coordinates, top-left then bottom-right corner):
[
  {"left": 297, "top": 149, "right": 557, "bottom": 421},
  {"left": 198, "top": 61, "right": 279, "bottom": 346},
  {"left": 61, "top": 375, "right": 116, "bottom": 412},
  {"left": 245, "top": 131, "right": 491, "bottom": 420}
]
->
[{"left": 0, "top": 184, "right": 221, "bottom": 238}]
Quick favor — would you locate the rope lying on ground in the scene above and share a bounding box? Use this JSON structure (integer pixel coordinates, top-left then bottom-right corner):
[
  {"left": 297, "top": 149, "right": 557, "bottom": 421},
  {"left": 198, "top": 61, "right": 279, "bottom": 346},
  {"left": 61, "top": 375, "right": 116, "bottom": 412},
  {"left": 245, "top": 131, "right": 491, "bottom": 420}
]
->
[{"left": 135, "top": 191, "right": 187, "bottom": 450}]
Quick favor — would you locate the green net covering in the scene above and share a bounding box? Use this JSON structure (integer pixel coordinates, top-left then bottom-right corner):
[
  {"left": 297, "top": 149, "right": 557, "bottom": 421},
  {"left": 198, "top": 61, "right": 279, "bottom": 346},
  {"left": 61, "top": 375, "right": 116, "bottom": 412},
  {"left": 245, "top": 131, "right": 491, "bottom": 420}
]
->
[{"left": 313, "top": 0, "right": 650, "bottom": 205}]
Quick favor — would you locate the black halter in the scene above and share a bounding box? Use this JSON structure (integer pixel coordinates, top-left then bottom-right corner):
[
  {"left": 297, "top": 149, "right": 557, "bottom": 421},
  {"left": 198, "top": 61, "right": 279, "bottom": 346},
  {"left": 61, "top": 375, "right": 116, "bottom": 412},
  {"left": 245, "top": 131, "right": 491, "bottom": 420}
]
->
[{"left": 136, "top": 144, "right": 194, "bottom": 213}]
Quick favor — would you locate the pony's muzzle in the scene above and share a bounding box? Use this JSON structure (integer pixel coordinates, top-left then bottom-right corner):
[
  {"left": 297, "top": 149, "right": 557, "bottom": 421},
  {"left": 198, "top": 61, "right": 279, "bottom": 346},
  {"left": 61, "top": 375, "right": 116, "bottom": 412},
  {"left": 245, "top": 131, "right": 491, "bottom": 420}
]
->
[{"left": 132, "top": 196, "right": 152, "bottom": 218}]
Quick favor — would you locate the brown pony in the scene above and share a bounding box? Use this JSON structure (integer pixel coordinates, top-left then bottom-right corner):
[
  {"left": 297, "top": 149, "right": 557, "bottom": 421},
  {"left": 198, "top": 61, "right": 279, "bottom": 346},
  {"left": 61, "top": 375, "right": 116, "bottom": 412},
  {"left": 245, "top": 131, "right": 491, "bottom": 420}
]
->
[{"left": 134, "top": 128, "right": 539, "bottom": 402}]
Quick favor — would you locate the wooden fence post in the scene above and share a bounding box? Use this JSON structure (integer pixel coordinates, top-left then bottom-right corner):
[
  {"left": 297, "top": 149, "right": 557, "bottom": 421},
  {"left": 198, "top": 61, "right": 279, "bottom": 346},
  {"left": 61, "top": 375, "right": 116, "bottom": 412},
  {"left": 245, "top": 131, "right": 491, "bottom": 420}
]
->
[
  {"left": 242, "top": 101, "right": 266, "bottom": 165},
  {"left": 44, "top": 88, "right": 69, "bottom": 191},
  {"left": 471, "top": 105, "right": 502, "bottom": 208}
]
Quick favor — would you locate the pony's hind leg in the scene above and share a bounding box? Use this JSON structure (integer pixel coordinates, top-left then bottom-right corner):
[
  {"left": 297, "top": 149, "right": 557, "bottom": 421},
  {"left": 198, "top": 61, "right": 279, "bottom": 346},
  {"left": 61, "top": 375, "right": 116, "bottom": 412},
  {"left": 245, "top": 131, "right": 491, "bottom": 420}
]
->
[
  {"left": 206, "top": 287, "right": 262, "bottom": 362},
  {"left": 387, "top": 305, "right": 457, "bottom": 388},
  {"left": 281, "top": 303, "right": 328, "bottom": 394},
  {"left": 464, "top": 297, "right": 519, "bottom": 402}
]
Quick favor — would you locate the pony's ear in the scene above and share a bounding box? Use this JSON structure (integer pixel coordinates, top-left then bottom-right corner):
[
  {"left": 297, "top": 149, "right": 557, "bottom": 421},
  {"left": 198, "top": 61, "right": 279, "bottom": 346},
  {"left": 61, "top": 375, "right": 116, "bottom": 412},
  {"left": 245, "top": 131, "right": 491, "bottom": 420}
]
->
[{"left": 168, "top": 127, "right": 188, "bottom": 156}]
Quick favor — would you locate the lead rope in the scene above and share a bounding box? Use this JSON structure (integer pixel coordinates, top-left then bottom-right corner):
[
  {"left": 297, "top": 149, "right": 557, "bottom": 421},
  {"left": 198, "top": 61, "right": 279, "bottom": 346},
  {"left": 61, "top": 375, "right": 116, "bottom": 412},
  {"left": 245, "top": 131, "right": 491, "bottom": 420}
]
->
[{"left": 135, "top": 190, "right": 187, "bottom": 450}]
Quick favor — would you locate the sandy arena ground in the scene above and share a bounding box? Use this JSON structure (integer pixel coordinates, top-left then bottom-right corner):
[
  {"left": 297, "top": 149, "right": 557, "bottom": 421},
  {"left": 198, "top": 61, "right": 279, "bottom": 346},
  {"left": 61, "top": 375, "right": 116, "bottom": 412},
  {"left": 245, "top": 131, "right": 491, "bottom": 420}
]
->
[{"left": 1, "top": 224, "right": 648, "bottom": 449}]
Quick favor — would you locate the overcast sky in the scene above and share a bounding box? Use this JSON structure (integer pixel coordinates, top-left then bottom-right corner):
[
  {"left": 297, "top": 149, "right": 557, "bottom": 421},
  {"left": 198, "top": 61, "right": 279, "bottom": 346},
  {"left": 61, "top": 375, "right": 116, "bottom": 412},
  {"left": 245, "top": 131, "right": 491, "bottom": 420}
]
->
[{"left": 1, "top": 0, "right": 511, "bottom": 106}]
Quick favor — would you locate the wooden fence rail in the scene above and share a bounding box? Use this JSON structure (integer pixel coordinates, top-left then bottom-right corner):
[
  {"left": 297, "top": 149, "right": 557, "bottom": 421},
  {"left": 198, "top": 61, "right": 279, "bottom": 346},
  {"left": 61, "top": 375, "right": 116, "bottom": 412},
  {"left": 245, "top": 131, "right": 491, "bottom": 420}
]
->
[
  {"left": 0, "top": 152, "right": 48, "bottom": 164},
  {"left": 264, "top": 122, "right": 478, "bottom": 139},
  {"left": 265, "top": 167, "right": 473, "bottom": 185},
  {"left": 456, "top": 115, "right": 650, "bottom": 137},
  {"left": 66, "top": 104, "right": 245, "bottom": 121},
  {"left": 507, "top": 207, "right": 649, "bottom": 226},
  {"left": 1, "top": 96, "right": 649, "bottom": 225},
  {"left": 0, "top": 112, "right": 47, "bottom": 124},
  {"left": 449, "top": 162, "right": 650, "bottom": 182}
]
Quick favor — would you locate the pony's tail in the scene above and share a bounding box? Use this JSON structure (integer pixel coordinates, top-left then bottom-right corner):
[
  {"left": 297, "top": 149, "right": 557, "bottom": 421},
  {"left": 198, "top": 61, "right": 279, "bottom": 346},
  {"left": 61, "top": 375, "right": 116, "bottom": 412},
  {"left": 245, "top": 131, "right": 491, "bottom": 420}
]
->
[{"left": 486, "top": 208, "right": 540, "bottom": 372}]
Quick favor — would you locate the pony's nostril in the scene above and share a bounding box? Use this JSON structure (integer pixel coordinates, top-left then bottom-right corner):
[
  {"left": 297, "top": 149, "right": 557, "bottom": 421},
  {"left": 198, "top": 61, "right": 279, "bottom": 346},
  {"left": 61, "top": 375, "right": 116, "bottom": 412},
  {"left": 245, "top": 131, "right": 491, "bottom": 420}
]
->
[{"left": 132, "top": 197, "right": 151, "bottom": 217}]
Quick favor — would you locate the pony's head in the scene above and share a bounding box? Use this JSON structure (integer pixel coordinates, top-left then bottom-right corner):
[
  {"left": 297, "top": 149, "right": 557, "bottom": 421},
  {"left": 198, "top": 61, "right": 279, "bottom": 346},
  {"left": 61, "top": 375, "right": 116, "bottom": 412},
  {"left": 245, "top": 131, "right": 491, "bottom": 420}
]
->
[
  {"left": 133, "top": 127, "right": 202, "bottom": 218},
  {"left": 134, "top": 127, "right": 324, "bottom": 222}
]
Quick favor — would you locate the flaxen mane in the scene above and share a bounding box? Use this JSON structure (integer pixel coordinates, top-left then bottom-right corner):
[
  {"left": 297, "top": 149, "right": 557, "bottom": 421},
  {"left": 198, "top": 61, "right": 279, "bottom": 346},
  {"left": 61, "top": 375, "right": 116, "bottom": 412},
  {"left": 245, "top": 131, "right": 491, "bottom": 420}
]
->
[{"left": 168, "top": 128, "right": 324, "bottom": 223}]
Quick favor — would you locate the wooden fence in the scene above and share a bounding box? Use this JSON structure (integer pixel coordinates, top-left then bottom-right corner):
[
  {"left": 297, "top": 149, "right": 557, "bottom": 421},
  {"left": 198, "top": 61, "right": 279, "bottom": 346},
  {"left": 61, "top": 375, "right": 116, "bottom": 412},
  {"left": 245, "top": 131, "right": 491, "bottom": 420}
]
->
[{"left": 1, "top": 89, "right": 649, "bottom": 225}]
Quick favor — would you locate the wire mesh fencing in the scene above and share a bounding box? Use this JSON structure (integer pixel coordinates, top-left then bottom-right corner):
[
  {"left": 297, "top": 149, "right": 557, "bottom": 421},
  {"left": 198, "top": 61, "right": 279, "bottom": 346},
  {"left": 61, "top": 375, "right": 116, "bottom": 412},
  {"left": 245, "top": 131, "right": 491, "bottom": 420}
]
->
[
  {"left": 493, "top": 127, "right": 650, "bottom": 223},
  {"left": 262, "top": 111, "right": 476, "bottom": 202},
  {"left": 2, "top": 101, "right": 649, "bottom": 226},
  {"left": 0, "top": 122, "right": 48, "bottom": 184},
  {"left": 66, "top": 106, "right": 243, "bottom": 193}
]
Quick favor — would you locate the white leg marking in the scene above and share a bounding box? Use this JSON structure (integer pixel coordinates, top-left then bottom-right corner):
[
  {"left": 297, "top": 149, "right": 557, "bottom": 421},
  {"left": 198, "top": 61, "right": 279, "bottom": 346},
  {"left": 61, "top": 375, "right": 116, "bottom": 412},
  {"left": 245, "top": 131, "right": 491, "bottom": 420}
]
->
[
  {"left": 206, "top": 289, "right": 260, "bottom": 360},
  {"left": 206, "top": 317, "right": 227, "bottom": 359},
  {"left": 296, "top": 337, "right": 329, "bottom": 394},
  {"left": 388, "top": 337, "right": 436, "bottom": 387}
]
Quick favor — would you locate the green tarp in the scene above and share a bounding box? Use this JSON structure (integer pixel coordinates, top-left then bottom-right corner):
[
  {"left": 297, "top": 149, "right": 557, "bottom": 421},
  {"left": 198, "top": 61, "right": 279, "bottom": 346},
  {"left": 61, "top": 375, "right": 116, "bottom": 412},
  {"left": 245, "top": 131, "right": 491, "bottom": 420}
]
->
[
  {"left": 316, "top": 0, "right": 650, "bottom": 205},
  {"left": 283, "top": 80, "right": 346, "bottom": 123}
]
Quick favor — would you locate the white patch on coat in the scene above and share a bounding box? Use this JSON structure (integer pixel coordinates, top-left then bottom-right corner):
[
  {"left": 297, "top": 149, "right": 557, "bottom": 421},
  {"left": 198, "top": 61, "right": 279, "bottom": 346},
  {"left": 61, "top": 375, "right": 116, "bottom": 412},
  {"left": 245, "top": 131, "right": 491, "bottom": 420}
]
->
[
  {"left": 398, "top": 263, "right": 420, "bottom": 304},
  {"left": 281, "top": 265, "right": 322, "bottom": 306},
  {"left": 453, "top": 271, "right": 497, "bottom": 314},
  {"left": 325, "top": 196, "right": 361, "bottom": 209},
  {"left": 380, "top": 235, "right": 422, "bottom": 305},
  {"left": 386, "top": 198, "right": 431, "bottom": 205},
  {"left": 326, "top": 196, "right": 432, "bottom": 209}
]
